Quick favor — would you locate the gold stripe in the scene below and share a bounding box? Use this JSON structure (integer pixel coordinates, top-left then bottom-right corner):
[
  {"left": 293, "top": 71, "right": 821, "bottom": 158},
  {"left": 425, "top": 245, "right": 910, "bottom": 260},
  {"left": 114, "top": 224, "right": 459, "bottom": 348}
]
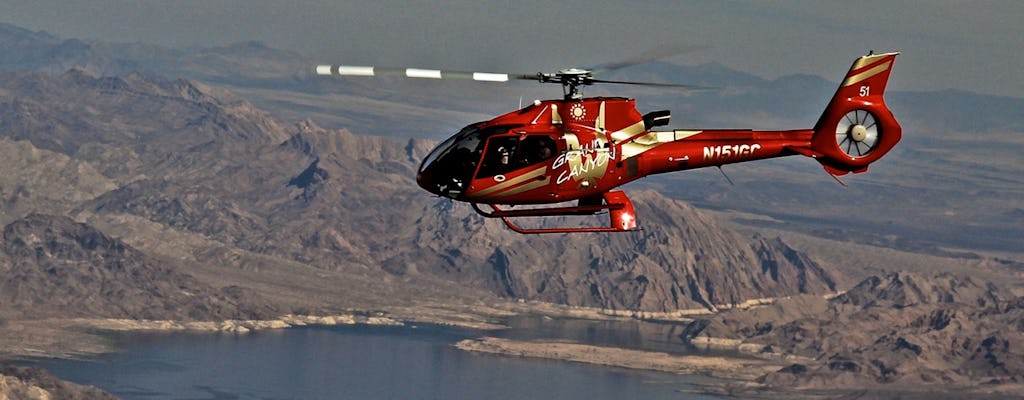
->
[
  {"left": 850, "top": 52, "right": 898, "bottom": 70},
  {"left": 842, "top": 61, "right": 891, "bottom": 87},
  {"left": 631, "top": 129, "right": 703, "bottom": 146},
  {"left": 621, "top": 129, "right": 704, "bottom": 159},
  {"left": 609, "top": 120, "right": 646, "bottom": 142},
  {"left": 472, "top": 167, "right": 547, "bottom": 197},
  {"left": 483, "top": 177, "right": 550, "bottom": 199},
  {"left": 851, "top": 53, "right": 891, "bottom": 71}
]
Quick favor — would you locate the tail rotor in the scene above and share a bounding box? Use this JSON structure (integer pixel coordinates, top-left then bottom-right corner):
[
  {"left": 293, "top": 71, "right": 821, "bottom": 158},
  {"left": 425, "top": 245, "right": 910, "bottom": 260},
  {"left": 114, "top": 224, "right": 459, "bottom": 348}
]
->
[{"left": 836, "top": 109, "right": 880, "bottom": 158}]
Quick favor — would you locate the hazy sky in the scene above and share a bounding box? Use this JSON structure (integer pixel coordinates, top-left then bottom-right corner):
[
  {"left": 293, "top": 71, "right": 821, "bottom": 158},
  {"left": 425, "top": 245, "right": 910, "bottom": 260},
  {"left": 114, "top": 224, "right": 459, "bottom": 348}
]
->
[{"left": 1, "top": 0, "right": 1021, "bottom": 97}]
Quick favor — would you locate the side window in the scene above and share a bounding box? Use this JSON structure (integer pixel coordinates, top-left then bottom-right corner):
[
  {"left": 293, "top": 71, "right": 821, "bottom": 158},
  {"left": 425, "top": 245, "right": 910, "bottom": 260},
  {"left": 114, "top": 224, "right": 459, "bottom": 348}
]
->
[
  {"left": 513, "top": 135, "right": 557, "bottom": 167},
  {"left": 476, "top": 135, "right": 558, "bottom": 178},
  {"left": 476, "top": 136, "right": 519, "bottom": 178}
]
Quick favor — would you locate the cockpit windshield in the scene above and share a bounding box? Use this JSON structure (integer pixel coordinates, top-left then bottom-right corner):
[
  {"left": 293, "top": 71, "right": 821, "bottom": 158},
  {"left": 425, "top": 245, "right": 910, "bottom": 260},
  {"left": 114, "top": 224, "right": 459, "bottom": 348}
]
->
[
  {"left": 416, "top": 123, "right": 493, "bottom": 198},
  {"left": 419, "top": 123, "right": 484, "bottom": 174}
]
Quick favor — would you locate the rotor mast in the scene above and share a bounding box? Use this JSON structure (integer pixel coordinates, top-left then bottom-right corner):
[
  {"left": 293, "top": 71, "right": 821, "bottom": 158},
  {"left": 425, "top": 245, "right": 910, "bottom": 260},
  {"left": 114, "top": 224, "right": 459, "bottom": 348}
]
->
[{"left": 552, "top": 69, "right": 591, "bottom": 100}]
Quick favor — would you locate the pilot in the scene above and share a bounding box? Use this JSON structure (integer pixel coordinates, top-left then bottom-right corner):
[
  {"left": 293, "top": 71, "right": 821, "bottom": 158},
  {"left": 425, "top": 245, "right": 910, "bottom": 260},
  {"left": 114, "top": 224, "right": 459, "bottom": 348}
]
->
[{"left": 498, "top": 146, "right": 509, "bottom": 165}]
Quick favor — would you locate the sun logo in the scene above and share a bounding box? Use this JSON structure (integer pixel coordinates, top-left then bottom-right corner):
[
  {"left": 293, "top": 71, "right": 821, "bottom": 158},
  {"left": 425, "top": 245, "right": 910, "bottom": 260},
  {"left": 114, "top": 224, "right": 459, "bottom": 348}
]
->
[{"left": 570, "top": 103, "right": 586, "bottom": 120}]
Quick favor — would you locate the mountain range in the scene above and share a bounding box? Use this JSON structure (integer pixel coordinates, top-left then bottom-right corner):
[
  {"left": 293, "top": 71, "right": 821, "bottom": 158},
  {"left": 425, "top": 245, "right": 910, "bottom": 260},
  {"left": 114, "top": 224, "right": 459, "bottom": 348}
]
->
[{"left": 6, "top": 21, "right": 1019, "bottom": 256}]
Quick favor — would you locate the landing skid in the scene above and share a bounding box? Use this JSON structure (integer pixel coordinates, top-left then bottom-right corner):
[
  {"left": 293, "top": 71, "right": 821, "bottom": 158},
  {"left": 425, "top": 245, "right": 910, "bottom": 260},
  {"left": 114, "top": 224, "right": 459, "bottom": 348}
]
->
[{"left": 472, "top": 191, "right": 638, "bottom": 234}]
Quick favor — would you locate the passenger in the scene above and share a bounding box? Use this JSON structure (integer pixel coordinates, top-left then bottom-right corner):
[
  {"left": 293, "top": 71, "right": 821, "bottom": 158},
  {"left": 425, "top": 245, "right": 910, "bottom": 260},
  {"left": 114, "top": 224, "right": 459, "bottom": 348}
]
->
[{"left": 537, "top": 144, "right": 553, "bottom": 160}]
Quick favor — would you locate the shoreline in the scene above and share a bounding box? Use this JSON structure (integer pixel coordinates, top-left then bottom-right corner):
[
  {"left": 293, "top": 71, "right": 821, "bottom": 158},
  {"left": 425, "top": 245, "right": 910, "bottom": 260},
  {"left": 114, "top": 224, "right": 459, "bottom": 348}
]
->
[
  {"left": 455, "top": 336, "right": 781, "bottom": 382},
  {"left": 5, "top": 308, "right": 1017, "bottom": 400},
  {"left": 70, "top": 313, "right": 405, "bottom": 334},
  {"left": 0, "top": 308, "right": 506, "bottom": 362},
  {"left": 0, "top": 300, "right": 797, "bottom": 376}
]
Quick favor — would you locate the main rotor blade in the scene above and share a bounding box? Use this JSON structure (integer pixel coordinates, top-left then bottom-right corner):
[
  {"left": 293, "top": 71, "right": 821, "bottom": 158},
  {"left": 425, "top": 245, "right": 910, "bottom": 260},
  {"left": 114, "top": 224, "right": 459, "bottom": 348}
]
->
[
  {"left": 588, "top": 78, "right": 714, "bottom": 91},
  {"left": 316, "top": 65, "right": 537, "bottom": 83},
  {"left": 315, "top": 64, "right": 712, "bottom": 91},
  {"left": 592, "top": 43, "right": 709, "bottom": 74}
]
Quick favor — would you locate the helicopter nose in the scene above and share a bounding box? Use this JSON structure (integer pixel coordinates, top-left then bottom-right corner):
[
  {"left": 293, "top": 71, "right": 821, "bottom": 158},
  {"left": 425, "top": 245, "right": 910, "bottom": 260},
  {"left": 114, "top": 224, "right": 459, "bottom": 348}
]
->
[
  {"left": 416, "top": 160, "right": 455, "bottom": 198},
  {"left": 416, "top": 160, "right": 466, "bottom": 199},
  {"left": 415, "top": 168, "right": 441, "bottom": 196}
]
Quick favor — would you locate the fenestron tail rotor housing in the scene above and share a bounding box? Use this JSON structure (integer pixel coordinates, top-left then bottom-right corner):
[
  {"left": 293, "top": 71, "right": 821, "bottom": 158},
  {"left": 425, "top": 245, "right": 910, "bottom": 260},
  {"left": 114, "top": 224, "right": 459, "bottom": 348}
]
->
[{"left": 835, "top": 109, "right": 880, "bottom": 158}]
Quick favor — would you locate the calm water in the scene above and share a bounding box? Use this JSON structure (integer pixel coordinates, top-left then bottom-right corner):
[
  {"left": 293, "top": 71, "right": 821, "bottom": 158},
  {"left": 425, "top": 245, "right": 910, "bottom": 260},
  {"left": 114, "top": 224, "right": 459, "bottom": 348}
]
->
[{"left": 32, "top": 322, "right": 725, "bottom": 400}]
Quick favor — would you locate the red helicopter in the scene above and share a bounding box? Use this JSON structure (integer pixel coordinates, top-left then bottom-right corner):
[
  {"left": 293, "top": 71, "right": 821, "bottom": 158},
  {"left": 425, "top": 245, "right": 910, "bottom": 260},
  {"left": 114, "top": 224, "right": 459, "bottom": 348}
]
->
[{"left": 317, "top": 51, "right": 901, "bottom": 234}]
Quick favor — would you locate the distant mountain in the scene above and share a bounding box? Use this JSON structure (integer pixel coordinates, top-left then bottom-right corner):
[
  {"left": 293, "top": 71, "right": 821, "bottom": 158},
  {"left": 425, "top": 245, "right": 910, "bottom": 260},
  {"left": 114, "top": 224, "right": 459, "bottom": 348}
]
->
[
  {"left": 890, "top": 89, "right": 1024, "bottom": 134},
  {"left": 0, "top": 22, "right": 304, "bottom": 83}
]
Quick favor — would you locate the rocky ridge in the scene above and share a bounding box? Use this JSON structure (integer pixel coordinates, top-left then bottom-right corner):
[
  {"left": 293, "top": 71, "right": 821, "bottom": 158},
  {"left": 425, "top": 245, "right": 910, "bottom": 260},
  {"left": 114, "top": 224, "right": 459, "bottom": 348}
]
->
[
  {"left": 0, "top": 213, "right": 277, "bottom": 320},
  {"left": 682, "top": 272, "right": 1024, "bottom": 388},
  {"left": 0, "top": 365, "right": 117, "bottom": 400},
  {"left": 398, "top": 193, "right": 842, "bottom": 311}
]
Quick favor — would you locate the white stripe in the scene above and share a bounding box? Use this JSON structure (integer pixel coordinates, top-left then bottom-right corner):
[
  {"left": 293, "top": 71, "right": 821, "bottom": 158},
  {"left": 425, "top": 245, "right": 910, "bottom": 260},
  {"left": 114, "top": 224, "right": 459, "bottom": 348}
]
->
[
  {"left": 472, "top": 72, "right": 509, "bottom": 82},
  {"left": 406, "top": 68, "right": 442, "bottom": 79},
  {"left": 337, "top": 66, "right": 375, "bottom": 76},
  {"left": 315, "top": 65, "right": 333, "bottom": 75}
]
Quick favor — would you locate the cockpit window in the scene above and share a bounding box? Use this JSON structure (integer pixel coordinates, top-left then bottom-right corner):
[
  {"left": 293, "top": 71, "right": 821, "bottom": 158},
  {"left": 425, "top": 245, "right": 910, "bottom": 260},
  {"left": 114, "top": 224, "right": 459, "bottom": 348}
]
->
[
  {"left": 476, "top": 136, "right": 519, "bottom": 178},
  {"left": 516, "top": 135, "right": 557, "bottom": 166}
]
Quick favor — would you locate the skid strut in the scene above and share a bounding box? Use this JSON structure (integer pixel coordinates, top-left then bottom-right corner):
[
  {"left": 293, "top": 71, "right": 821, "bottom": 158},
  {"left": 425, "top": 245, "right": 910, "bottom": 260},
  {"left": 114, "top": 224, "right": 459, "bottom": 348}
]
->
[{"left": 472, "top": 191, "right": 638, "bottom": 234}]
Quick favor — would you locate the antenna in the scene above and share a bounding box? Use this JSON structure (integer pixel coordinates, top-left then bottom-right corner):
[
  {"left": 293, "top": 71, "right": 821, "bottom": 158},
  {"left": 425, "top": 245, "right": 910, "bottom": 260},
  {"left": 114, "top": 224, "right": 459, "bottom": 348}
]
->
[
  {"left": 827, "top": 171, "right": 849, "bottom": 187},
  {"left": 716, "top": 166, "right": 734, "bottom": 186}
]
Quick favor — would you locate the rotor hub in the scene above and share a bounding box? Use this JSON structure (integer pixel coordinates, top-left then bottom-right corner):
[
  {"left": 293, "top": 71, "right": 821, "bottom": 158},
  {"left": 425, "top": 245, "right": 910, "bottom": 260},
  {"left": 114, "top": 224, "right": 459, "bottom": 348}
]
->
[
  {"left": 553, "top": 69, "right": 593, "bottom": 100},
  {"left": 850, "top": 124, "right": 868, "bottom": 142},
  {"left": 834, "top": 109, "right": 881, "bottom": 158}
]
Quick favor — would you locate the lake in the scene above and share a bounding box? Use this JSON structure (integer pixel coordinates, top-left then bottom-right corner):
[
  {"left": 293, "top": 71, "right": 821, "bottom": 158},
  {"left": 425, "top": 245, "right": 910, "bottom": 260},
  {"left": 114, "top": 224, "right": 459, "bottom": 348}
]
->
[{"left": 33, "top": 321, "right": 726, "bottom": 399}]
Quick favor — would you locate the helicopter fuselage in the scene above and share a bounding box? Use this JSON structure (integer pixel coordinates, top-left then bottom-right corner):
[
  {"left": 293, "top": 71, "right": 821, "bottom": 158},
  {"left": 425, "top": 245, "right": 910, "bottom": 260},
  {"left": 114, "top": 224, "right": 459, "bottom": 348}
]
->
[{"left": 416, "top": 97, "right": 816, "bottom": 205}]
